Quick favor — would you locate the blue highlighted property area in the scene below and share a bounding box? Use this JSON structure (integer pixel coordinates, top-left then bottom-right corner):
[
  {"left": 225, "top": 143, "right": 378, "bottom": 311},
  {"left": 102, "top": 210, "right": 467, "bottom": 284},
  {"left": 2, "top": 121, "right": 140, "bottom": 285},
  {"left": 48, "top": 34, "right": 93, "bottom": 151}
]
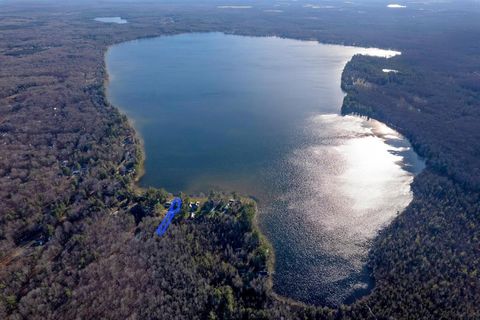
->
[{"left": 155, "top": 197, "right": 182, "bottom": 236}]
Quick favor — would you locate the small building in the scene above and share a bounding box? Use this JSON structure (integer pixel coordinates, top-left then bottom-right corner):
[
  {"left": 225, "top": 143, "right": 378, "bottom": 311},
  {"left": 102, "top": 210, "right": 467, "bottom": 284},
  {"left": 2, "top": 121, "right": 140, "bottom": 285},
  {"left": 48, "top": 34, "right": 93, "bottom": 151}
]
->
[{"left": 189, "top": 201, "right": 200, "bottom": 212}]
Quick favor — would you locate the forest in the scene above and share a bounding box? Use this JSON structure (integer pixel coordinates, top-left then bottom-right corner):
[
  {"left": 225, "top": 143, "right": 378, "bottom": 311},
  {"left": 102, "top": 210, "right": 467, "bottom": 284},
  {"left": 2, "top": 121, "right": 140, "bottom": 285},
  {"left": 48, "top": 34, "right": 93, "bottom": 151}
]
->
[{"left": 0, "top": 0, "right": 479, "bottom": 319}]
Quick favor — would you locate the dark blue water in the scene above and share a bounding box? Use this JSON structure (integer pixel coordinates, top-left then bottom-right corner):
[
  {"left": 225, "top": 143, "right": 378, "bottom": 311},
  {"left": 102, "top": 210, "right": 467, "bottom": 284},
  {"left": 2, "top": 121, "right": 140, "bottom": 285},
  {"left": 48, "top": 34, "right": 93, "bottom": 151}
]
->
[{"left": 106, "top": 33, "right": 423, "bottom": 306}]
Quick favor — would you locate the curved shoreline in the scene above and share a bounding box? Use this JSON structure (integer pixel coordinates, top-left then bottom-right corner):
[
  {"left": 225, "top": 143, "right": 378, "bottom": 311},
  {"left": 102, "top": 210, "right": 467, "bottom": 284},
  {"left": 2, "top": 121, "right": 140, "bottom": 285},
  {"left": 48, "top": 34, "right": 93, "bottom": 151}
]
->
[
  {"left": 101, "top": 32, "right": 416, "bottom": 308},
  {"left": 102, "top": 48, "right": 146, "bottom": 187}
]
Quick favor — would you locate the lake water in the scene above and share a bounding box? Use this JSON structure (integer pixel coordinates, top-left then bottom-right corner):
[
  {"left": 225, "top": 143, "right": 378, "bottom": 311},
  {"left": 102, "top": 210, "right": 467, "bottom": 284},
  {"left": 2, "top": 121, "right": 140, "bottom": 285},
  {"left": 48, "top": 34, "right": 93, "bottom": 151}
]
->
[{"left": 106, "top": 33, "right": 424, "bottom": 306}]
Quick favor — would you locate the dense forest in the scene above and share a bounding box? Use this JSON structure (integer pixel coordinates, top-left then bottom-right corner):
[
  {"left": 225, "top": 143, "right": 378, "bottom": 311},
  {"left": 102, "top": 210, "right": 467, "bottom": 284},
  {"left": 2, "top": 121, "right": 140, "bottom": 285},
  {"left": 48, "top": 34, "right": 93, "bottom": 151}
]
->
[{"left": 0, "top": 0, "right": 479, "bottom": 319}]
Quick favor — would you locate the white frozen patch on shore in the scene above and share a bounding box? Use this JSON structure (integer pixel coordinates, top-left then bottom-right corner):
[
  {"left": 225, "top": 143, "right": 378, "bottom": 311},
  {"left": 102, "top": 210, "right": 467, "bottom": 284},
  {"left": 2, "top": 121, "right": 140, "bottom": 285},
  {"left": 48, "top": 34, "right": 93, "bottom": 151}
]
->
[
  {"left": 358, "top": 48, "right": 401, "bottom": 59},
  {"left": 304, "top": 4, "right": 335, "bottom": 9},
  {"left": 387, "top": 4, "right": 407, "bottom": 8},
  {"left": 217, "top": 5, "right": 252, "bottom": 9},
  {"left": 94, "top": 17, "right": 127, "bottom": 24}
]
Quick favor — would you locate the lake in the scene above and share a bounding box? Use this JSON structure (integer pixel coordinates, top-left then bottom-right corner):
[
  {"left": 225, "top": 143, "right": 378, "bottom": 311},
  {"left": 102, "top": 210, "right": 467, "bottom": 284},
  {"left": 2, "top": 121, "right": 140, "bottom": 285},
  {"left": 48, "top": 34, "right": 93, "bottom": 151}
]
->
[{"left": 106, "top": 33, "right": 424, "bottom": 306}]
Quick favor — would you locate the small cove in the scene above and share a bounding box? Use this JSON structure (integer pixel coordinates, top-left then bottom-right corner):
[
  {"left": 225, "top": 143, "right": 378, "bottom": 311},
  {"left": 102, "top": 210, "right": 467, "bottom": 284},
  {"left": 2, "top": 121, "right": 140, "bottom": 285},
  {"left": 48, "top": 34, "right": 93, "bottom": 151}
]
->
[{"left": 106, "top": 33, "right": 424, "bottom": 306}]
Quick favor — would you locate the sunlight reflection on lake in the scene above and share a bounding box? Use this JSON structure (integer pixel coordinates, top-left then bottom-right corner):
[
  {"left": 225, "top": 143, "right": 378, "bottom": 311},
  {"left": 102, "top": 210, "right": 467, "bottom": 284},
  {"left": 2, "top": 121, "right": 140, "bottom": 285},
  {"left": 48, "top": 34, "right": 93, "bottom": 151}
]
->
[{"left": 106, "top": 33, "right": 424, "bottom": 305}]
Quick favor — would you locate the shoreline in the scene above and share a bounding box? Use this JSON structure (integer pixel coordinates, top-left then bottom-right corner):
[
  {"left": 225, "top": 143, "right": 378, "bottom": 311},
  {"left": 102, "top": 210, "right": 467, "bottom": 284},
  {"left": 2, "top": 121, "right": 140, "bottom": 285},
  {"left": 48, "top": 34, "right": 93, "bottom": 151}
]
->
[
  {"left": 102, "top": 49, "right": 146, "bottom": 189},
  {"left": 101, "top": 32, "right": 416, "bottom": 308},
  {"left": 101, "top": 39, "right": 297, "bottom": 306}
]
